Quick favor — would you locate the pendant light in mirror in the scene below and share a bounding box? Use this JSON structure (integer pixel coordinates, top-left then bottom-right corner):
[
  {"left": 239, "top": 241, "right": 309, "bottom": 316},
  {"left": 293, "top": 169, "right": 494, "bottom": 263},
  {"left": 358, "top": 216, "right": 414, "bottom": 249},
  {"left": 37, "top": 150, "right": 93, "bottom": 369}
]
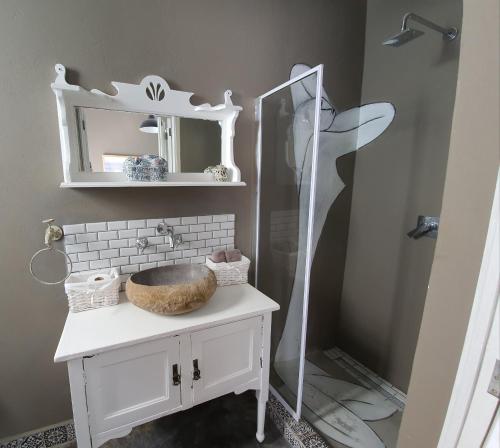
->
[{"left": 139, "top": 115, "right": 158, "bottom": 133}]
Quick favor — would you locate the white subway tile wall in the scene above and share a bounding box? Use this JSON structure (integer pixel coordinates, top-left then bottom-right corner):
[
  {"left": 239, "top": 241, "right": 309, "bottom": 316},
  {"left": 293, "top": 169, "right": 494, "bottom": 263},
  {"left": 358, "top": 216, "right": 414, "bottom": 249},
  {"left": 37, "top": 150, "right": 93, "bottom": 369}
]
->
[{"left": 63, "top": 214, "right": 236, "bottom": 290}]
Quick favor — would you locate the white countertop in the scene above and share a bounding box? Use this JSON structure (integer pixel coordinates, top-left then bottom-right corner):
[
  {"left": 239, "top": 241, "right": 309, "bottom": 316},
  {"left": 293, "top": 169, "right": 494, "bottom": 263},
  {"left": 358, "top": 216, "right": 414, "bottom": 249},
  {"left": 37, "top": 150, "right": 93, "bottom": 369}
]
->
[{"left": 54, "top": 283, "right": 279, "bottom": 363}]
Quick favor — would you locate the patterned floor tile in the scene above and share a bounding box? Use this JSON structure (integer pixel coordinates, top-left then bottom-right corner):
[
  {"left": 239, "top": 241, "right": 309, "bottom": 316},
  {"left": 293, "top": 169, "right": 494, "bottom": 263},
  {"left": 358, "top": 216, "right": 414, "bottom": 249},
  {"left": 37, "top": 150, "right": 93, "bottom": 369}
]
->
[
  {"left": 301, "top": 434, "right": 330, "bottom": 448},
  {"left": 43, "top": 426, "right": 67, "bottom": 447},
  {"left": 18, "top": 434, "right": 44, "bottom": 448},
  {"left": 64, "top": 424, "right": 74, "bottom": 443},
  {"left": 284, "top": 426, "right": 303, "bottom": 448},
  {"left": 287, "top": 419, "right": 315, "bottom": 440},
  {"left": 2, "top": 439, "right": 21, "bottom": 448}
]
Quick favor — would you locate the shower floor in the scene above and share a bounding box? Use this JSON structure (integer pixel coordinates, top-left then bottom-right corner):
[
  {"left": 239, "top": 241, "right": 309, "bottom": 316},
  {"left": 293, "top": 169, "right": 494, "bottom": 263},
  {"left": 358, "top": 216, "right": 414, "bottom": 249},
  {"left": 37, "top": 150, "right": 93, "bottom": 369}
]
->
[{"left": 274, "top": 347, "right": 406, "bottom": 448}]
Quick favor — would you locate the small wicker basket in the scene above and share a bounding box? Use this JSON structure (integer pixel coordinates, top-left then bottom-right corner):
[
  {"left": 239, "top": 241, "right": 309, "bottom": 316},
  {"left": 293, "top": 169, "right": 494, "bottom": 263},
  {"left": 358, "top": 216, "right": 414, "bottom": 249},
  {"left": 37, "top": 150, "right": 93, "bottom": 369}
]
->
[
  {"left": 64, "top": 269, "right": 120, "bottom": 313},
  {"left": 206, "top": 256, "right": 250, "bottom": 286}
]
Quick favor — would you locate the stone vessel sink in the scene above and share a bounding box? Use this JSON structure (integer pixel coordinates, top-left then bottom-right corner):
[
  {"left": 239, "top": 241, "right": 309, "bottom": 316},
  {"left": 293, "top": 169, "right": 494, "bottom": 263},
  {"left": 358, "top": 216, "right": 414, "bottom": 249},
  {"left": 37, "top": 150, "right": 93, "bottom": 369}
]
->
[{"left": 126, "top": 264, "right": 217, "bottom": 315}]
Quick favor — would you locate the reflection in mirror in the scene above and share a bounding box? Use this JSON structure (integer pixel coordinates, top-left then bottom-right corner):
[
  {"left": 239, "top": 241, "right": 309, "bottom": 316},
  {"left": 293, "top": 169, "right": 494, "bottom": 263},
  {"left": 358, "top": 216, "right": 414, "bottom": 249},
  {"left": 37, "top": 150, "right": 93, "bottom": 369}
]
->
[{"left": 76, "top": 108, "right": 221, "bottom": 174}]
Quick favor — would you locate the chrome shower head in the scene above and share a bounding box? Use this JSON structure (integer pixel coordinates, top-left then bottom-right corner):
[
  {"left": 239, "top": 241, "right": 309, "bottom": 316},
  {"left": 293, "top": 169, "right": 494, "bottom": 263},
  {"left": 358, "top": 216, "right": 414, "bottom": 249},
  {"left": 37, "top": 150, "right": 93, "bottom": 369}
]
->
[
  {"left": 382, "top": 28, "right": 425, "bottom": 47},
  {"left": 383, "top": 12, "right": 458, "bottom": 47}
]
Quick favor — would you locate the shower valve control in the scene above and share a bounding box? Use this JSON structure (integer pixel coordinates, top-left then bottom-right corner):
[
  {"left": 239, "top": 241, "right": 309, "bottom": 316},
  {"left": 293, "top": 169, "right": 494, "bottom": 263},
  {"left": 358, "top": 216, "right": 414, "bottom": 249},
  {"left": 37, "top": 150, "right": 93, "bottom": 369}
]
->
[{"left": 407, "top": 215, "right": 439, "bottom": 239}]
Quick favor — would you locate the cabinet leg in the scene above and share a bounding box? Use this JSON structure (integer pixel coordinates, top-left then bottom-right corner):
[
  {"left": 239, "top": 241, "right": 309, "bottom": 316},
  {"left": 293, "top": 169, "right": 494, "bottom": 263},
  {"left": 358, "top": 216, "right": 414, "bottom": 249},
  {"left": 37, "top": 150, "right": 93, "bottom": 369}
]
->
[
  {"left": 256, "top": 398, "right": 267, "bottom": 443},
  {"left": 67, "top": 360, "right": 92, "bottom": 448},
  {"left": 256, "top": 313, "right": 272, "bottom": 443}
]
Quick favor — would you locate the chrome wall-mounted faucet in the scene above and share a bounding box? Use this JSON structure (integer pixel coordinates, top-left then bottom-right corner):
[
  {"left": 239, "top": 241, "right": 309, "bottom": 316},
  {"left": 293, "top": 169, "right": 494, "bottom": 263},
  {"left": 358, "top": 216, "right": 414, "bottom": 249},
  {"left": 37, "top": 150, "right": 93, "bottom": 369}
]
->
[
  {"left": 156, "top": 222, "right": 183, "bottom": 249},
  {"left": 135, "top": 223, "right": 183, "bottom": 254}
]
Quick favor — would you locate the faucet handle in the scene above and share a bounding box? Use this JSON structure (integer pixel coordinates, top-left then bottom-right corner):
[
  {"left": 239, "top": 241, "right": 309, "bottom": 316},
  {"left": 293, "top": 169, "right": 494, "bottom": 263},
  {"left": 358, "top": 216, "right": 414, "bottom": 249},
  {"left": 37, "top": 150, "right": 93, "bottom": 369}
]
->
[
  {"left": 156, "top": 222, "right": 182, "bottom": 248},
  {"left": 135, "top": 237, "right": 149, "bottom": 254}
]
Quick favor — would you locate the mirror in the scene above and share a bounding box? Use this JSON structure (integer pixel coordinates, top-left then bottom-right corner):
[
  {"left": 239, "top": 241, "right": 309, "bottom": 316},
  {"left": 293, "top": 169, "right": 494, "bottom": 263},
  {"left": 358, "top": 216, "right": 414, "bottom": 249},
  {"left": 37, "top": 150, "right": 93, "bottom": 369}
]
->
[
  {"left": 52, "top": 64, "right": 243, "bottom": 186},
  {"left": 76, "top": 108, "right": 221, "bottom": 174}
]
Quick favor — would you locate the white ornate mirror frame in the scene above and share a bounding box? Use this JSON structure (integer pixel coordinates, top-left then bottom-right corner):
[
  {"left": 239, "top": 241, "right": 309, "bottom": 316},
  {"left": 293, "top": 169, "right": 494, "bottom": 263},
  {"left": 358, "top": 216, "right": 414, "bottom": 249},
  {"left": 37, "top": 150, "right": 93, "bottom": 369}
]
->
[{"left": 51, "top": 64, "right": 244, "bottom": 187}]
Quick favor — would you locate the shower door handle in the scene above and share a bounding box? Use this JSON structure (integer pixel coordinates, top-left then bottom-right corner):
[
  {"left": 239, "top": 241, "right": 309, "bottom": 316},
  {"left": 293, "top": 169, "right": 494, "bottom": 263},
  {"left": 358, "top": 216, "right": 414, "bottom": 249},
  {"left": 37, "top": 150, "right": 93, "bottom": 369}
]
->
[{"left": 407, "top": 215, "right": 439, "bottom": 239}]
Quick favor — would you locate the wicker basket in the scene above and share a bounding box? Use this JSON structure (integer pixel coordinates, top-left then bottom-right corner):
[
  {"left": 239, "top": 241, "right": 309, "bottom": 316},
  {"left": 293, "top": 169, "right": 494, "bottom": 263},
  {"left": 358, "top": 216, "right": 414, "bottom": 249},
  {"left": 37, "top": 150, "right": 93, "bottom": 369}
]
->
[
  {"left": 206, "top": 256, "right": 250, "bottom": 286},
  {"left": 64, "top": 269, "right": 120, "bottom": 313}
]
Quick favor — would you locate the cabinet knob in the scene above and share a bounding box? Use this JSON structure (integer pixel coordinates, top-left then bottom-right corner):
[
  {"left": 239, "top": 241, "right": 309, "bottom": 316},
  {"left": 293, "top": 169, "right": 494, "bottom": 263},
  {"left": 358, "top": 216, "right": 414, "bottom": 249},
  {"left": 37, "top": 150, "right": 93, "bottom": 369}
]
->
[
  {"left": 172, "top": 364, "right": 181, "bottom": 386},
  {"left": 193, "top": 359, "right": 201, "bottom": 381}
]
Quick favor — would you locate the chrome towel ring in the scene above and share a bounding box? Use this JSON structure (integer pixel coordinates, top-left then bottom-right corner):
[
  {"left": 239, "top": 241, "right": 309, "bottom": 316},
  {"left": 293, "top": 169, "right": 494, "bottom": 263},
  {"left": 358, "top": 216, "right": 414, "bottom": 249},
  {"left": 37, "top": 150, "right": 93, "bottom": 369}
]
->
[{"left": 29, "top": 219, "right": 72, "bottom": 285}]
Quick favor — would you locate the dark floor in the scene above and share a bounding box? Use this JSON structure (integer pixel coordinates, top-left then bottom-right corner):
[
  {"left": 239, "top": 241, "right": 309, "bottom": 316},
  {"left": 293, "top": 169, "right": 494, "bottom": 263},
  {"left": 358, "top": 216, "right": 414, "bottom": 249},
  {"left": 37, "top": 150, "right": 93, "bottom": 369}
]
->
[{"left": 69, "top": 392, "right": 288, "bottom": 448}]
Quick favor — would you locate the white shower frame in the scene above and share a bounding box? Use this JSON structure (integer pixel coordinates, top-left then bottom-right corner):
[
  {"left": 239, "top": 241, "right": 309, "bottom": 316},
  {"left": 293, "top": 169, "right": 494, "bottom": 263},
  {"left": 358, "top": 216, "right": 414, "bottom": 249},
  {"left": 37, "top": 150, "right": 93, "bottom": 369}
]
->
[{"left": 255, "top": 64, "right": 324, "bottom": 420}]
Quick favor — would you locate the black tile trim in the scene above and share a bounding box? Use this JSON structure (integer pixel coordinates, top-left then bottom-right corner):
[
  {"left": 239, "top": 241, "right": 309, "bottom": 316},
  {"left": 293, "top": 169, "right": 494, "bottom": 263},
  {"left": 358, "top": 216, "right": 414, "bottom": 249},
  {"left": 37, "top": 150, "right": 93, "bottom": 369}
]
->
[
  {"left": 0, "top": 422, "right": 75, "bottom": 448},
  {"left": 268, "top": 393, "right": 329, "bottom": 448},
  {"left": 4, "top": 393, "right": 322, "bottom": 448}
]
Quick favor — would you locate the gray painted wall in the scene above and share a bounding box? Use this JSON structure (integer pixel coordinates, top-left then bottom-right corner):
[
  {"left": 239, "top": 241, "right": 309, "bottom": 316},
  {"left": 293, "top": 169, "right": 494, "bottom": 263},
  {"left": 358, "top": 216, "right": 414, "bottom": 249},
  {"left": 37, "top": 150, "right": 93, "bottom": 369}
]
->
[
  {"left": 340, "top": 0, "right": 462, "bottom": 392},
  {"left": 399, "top": 0, "right": 499, "bottom": 443},
  {"left": 0, "top": 0, "right": 365, "bottom": 438}
]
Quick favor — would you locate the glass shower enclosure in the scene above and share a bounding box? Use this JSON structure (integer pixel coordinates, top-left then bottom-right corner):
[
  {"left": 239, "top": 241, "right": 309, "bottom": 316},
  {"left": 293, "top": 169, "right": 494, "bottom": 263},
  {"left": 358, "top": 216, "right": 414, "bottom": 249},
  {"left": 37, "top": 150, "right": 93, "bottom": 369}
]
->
[{"left": 255, "top": 65, "right": 323, "bottom": 419}]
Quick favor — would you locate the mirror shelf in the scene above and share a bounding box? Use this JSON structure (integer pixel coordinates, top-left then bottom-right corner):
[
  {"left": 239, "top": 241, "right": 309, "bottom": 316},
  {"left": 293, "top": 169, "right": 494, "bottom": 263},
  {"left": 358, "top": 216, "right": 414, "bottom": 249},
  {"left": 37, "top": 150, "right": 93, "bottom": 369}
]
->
[
  {"left": 52, "top": 64, "right": 243, "bottom": 186},
  {"left": 60, "top": 181, "right": 246, "bottom": 188}
]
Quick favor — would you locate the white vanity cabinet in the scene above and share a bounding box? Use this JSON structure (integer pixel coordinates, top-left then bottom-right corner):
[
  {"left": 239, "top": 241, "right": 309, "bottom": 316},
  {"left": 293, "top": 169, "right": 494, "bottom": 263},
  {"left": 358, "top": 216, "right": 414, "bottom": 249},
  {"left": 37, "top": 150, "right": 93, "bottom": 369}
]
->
[
  {"left": 83, "top": 337, "right": 182, "bottom": 439},
  {"left": 190, "top": 317, "right": 263, "bottom": 405},
  {"left": 55, "top": 284, "right": 279, "bottom": 448}
]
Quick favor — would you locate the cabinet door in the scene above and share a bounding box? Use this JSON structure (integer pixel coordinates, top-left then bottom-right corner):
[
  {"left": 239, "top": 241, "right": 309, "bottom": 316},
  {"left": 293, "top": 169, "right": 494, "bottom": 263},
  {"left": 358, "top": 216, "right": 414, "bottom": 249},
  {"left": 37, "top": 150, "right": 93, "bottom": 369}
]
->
[
  {"left": 84, "top": 336, "right": 182, "bottom": 436},
  {"left": 191, "top": 317, "right": 262, "bottom": 405}
]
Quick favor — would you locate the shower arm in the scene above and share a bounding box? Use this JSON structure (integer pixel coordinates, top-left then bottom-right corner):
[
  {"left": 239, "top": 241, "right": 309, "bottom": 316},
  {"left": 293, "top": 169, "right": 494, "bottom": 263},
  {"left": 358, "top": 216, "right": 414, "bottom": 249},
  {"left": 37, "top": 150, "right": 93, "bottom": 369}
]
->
[{"left": 401, "top": 13, "right": 458, "bottom": 40}]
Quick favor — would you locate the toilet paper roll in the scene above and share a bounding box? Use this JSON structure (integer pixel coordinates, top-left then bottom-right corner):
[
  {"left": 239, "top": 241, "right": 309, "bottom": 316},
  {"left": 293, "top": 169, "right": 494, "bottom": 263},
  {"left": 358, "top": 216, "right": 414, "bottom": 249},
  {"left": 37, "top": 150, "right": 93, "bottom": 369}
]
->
[{"left": 87, "top": 273, "right": 111, "bottom": 284}]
